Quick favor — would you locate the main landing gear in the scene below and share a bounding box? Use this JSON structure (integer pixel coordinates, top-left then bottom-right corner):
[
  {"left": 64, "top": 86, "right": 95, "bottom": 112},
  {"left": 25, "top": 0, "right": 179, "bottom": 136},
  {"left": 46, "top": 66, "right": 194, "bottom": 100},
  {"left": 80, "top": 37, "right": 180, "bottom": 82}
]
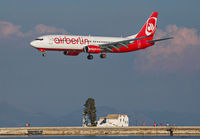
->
[
  {"left": 87, "top": 54, "right": 93, "bottom": 60},
  {"left": 100, "top": 53, "right": 106, "bottom": 59},
  {"left": 87, "top": 53, "right": 106, "bottom": 60}
]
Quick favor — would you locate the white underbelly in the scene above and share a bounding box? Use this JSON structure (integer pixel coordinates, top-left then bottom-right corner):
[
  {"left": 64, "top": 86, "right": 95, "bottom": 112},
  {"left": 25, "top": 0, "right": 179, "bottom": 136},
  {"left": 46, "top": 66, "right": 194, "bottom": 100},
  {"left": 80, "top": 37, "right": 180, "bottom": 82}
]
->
[{"left": 49, "top": 44, "right": 84, "bottom": 50}]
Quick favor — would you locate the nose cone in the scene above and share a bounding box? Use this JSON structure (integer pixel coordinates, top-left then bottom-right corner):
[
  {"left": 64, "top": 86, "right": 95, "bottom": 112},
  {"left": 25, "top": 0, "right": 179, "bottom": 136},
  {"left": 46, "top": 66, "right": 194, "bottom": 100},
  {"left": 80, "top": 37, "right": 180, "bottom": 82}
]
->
[{"left": 30, "top": 40, "right": 37, "bottom": 48}]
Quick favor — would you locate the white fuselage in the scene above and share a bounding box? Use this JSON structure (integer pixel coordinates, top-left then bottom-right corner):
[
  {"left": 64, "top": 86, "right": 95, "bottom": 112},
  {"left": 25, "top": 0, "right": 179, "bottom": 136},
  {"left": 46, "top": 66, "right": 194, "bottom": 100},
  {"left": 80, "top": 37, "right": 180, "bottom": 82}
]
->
[{"left": 30, "top": 35, "right": 136, "bottom": 51}]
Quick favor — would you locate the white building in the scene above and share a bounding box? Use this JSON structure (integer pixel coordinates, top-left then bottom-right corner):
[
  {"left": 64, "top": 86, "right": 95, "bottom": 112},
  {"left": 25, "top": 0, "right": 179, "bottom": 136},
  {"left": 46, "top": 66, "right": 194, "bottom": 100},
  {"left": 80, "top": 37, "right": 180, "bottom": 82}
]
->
[{"left": 97, "top": 114, "right": 129, "bottom": 127}]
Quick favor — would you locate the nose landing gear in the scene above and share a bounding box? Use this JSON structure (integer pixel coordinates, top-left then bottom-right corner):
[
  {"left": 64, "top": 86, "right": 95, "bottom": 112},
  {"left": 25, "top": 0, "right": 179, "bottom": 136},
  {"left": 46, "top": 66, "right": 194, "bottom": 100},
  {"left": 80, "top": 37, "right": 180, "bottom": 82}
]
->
[
  {"left": 38, "top": 49, "right": 46, "bottom": 57},
  {"left": 42, "top": 53, "right": 46, "bottom": 57}
]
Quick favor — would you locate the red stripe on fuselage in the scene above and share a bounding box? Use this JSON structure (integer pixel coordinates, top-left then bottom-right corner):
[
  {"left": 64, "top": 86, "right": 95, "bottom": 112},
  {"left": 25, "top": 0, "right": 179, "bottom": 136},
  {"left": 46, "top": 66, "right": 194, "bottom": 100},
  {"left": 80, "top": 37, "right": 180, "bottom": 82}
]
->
[{"left": 37, "top": 48, "right": 84, "bottom": 52}]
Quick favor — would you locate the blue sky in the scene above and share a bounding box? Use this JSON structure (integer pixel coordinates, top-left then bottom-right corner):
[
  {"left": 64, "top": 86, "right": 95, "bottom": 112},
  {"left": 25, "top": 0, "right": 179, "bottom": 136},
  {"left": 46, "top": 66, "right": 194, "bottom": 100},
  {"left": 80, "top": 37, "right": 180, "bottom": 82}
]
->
[{"left": 0, "top": 0, "right": 200, "bottom": 116}]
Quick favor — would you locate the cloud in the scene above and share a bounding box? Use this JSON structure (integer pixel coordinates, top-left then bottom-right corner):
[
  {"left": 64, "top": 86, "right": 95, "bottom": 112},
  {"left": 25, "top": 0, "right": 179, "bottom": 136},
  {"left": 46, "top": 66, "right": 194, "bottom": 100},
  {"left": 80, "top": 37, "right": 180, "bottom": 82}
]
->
[
  {"left": 0, "top": 21, "right": 21, "bottom": 37},
  {"left": 34, "top": 24, "right": 66, "bottom": 34},
  {"left": 134, "top": 25, "right": 200, "bottom": 72},
  {"left": 0, "top": 21, "right": 67, "bottom": 38}
]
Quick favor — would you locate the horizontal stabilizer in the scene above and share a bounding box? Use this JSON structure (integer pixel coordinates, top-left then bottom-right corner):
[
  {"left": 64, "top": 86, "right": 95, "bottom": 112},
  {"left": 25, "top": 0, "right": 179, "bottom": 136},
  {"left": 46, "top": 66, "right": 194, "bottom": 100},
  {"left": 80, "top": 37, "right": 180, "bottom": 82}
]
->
[{"left": 147, "top": 37, "right": 173, "bottom": 43}]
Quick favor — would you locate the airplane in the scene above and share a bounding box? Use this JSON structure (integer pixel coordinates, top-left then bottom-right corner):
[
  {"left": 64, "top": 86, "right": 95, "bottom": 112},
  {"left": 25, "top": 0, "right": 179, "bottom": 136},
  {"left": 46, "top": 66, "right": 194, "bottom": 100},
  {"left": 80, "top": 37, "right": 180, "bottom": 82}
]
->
[{"left": 30, "top": 12, "right": 172, "bottom": 60}]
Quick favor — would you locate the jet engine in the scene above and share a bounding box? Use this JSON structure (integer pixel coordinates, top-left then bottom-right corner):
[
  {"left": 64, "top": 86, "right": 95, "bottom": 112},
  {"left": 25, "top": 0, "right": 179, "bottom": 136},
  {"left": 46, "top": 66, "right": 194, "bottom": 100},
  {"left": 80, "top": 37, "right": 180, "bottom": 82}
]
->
[
  {"left": 63, "top": 51, "right": 80, "bottom": 56},
  {"left": 84, "top": 45, "right": 102, "bottom": 53}
]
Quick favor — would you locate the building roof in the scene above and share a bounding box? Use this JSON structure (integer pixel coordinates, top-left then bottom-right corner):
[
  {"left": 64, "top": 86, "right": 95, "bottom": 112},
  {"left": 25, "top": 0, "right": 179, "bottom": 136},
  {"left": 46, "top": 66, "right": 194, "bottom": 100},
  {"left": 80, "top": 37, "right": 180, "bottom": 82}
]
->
[
  {"left": 98, "top": 114, "right": 128, "bottom": 120},
  {"left": 99, "top": 117, "right": 106, "bottom": 119},
  {"left": 106, "top": 114, "right": 121, "bottom": 119}
]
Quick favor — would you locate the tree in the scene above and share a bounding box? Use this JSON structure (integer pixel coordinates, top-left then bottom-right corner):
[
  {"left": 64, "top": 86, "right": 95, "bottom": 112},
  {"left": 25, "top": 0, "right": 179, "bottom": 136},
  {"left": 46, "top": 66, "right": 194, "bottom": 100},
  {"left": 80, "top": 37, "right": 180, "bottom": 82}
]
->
[{"left": 83, "top": 98, "right": 97, "bottom": 126}]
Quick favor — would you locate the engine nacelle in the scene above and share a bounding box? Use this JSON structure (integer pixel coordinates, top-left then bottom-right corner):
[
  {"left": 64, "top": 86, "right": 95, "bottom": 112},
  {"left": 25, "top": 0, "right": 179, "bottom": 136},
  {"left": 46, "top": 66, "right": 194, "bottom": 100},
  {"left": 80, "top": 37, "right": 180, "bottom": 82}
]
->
[
  {"left": 84, "top": 45, "right": 102, "bottom": 53},
  {"left": 63, "top": 51, "right": 80, "bottom": 56}
]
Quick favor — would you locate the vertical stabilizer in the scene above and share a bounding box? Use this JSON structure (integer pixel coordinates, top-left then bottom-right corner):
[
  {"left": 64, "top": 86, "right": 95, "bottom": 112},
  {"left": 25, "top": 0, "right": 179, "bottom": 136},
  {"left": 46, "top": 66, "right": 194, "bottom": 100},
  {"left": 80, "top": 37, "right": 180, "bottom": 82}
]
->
[{"left": 136, "top": 12, "right": 158, "bottom": 41}]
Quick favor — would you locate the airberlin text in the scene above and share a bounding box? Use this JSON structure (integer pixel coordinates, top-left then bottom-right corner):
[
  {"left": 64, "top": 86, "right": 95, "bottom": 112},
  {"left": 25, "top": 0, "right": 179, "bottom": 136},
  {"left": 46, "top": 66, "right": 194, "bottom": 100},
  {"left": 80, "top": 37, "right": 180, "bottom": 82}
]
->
[{"left": 54, "top": 37, "right": 89, "bottom": 45}]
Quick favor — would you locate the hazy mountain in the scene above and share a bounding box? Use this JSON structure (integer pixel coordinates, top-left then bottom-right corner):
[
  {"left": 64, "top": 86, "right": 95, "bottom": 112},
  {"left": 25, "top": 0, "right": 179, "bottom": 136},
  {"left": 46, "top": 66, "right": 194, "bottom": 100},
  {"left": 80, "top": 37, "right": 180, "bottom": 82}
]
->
[
  {"left": 1, "top": 101, "right": 200, "bottom": 127},
  {"left": 58, "top": 109, "right": 83, "bottom": 126},
  {"left": 140, "top": 110, "right": 200, "bottom": 126},
  {"left": 0, "top": 101, "right": 57, "bottom": 127}
]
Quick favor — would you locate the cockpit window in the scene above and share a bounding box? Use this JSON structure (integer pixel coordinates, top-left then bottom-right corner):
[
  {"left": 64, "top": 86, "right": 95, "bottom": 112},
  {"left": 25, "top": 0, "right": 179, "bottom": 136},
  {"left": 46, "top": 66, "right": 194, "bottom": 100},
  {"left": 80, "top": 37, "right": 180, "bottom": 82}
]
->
[{"left": 35, "top": 38, "right": 43, "bottom": 41}]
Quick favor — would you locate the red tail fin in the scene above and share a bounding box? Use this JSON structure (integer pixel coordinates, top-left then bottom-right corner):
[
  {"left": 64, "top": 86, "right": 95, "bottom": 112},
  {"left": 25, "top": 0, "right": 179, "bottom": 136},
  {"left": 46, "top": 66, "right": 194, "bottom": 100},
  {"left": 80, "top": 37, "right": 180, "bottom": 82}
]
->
[{"left": 136, "top": 12, "right": 158, "bottom": 41}]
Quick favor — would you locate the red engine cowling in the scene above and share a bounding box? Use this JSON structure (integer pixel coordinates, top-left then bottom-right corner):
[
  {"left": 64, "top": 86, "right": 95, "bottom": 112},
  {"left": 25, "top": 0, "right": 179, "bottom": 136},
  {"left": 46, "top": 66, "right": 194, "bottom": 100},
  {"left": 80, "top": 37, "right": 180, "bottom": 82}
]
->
[
  {"left": 63, "top": 51, "right": 80, "bottom": 56},
  {"left": 84, "top": 45, "right": 101, "bottom": 53}
]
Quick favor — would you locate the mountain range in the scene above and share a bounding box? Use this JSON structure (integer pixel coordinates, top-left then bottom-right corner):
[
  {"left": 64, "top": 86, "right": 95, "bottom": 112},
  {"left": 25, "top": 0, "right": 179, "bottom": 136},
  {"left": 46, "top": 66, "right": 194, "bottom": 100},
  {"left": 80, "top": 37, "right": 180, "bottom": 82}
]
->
[{"left": 0, "top": 101, "right": 200, "bottom": 127}]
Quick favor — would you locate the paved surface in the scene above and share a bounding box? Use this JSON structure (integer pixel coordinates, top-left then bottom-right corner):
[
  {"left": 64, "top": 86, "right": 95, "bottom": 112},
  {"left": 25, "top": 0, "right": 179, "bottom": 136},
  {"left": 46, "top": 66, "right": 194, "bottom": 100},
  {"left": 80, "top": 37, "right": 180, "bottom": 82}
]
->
[{"left": 0, "top": 126, "right": 200, "bottom": 136}]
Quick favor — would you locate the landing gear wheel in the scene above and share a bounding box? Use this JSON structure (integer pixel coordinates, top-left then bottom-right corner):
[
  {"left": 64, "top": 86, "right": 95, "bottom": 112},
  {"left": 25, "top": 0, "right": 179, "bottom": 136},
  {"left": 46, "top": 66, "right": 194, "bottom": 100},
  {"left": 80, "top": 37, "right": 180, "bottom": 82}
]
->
[
  {"left": 100, "top": 54, "right": 106, "bottom": 59},
  {"left": 87, "top": 55, "right": 93, "bottom": 60},
  {"left": 63, "top": 51, "right": 67, "bottom": 55},
  {"left": 42, "top": 53, "right": 46, "bottom": 57}
]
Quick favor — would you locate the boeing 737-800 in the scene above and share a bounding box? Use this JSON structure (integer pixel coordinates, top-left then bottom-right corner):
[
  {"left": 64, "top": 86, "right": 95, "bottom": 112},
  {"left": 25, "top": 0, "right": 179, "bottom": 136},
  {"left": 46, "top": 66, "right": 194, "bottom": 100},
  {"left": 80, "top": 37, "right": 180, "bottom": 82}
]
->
[{"left": 30, "top": 12, "right": 172, "bottom": 60}]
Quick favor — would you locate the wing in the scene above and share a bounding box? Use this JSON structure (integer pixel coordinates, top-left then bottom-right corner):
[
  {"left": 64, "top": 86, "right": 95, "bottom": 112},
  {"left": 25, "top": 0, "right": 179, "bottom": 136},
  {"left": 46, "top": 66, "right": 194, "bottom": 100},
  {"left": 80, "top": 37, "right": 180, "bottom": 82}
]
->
[
  {"left": 147, "top": 37, "right": 173, "bottom": 43},
  {"left": 99, "top": 36, "right": 150, "bottom": 52}
]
